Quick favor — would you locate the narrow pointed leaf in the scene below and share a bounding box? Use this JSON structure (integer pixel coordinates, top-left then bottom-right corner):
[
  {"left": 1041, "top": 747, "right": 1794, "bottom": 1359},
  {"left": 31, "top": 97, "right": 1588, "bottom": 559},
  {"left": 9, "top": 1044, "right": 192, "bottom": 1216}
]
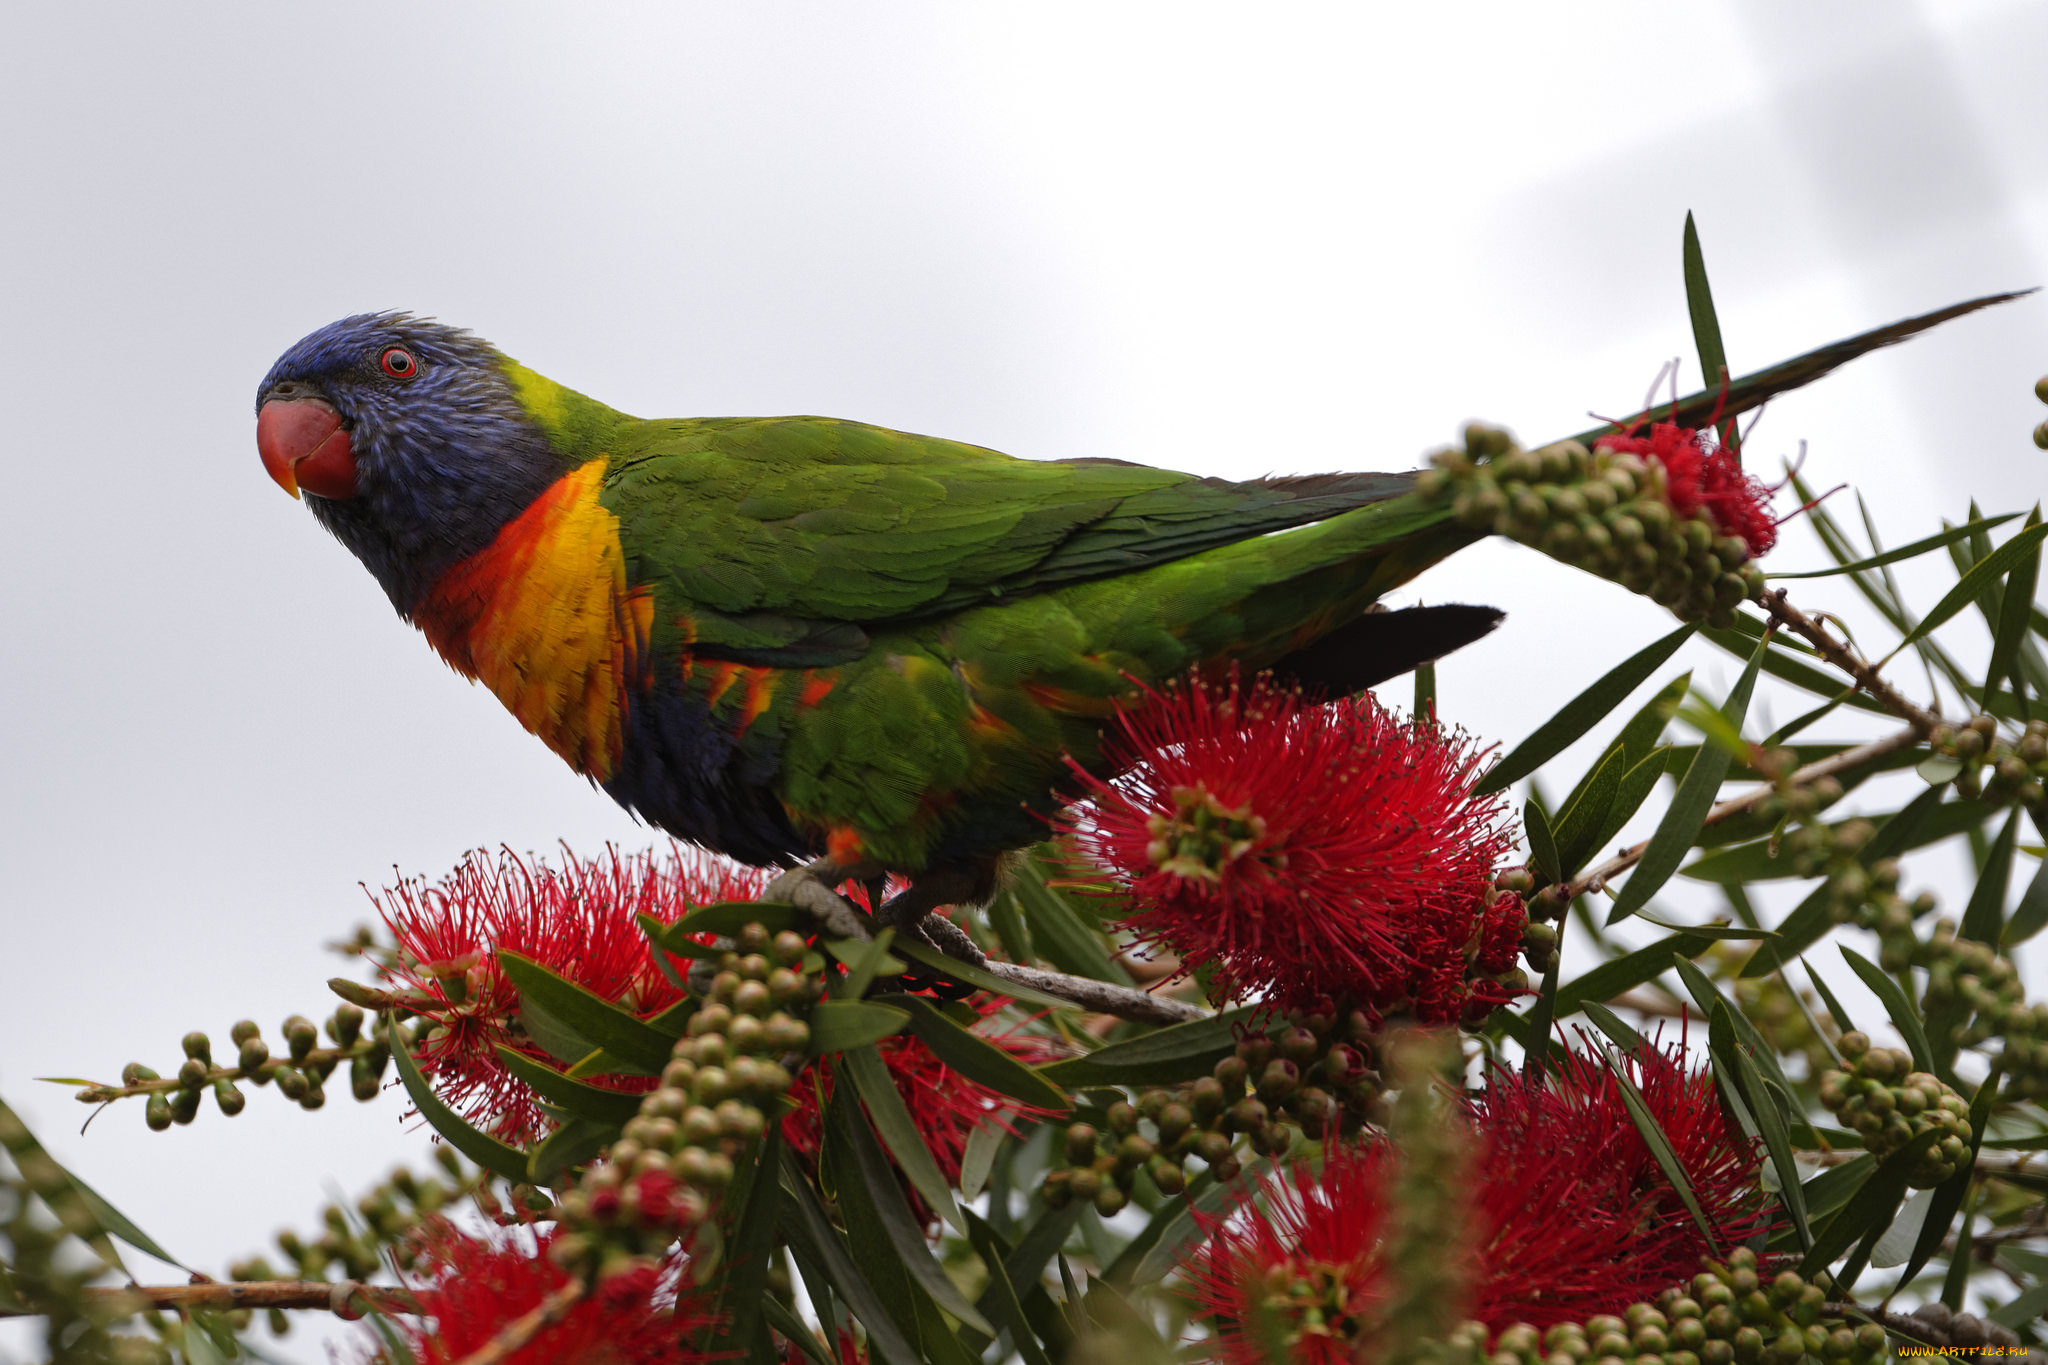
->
[
  {"left": 1803, "top": 961, "right": 1855, "bottom": 1032},
  {"left": 527, "top": 1115, "right": 617, "bottom": 1183},
  {"left": 1838, "top": 946, "right": 1933, "bottom": 1072},
  {"left": 888, "top": 936, "right": 1072, "bottom": 1011},
  {"left": 0, "top": 1097, "right": 176, "bottom": 1270},
  {"left": 888, "top": 993, "right": 1069, "bottom": 1112},
  {"left": 1682, "top": 212, "right": 1731, "bottom": 439},
  {"left": 1698, "top": 626, "right": 1892, "bottom": 715},
  {"left": 807, "top": 1000, "right": 910, "bottom": 1055},
  {"left": 959, "top": 1117, "right": 1004, "bottom": 1202},
  {"left": 1552, "top": 930, "right": 1713, "bottom": 1020},
  {"left": 965, "top": 1211, "right": 1056, "bottom": 1365},
  {"left": 1798, "top": 1128, "right": 1946, "bottom": 1278},
  {"left": 1581, "top": 1000, "right": 1644, "bottom": 1052},
  {"left": 763, "top": 1296, "right": 834, "bottom": 1365},
  {"left": 1566, "top": 290, "right": 2033, "bottom": 449},
  {"left": 1766, "top": 514, "right": 2019, "bottom": 579},
  {"left": 1413, "top": 661, "right": 1436, "bottom": 719},
  {"left": 840, "top": 1043, "right": 967, "bottom": 1234},
  {"left": 1889, "top": 521, "right": 2048, "bottom": 657},
  {"left": 708, "top": 1127, "right": 786, "bottom": 1360},
  {"left": 388, "top": 1035, "right": 529, "bottom": 1182},
  {"left": 1707, "top": 1003, "right": 1810, "bottom": 1250},
  {"left": 1040, "top": 1007, "right": 1262, "bottom": 1086},
  {"left": 778, "top": 1152, "right": 921, "bottom": 1365},
  {"left": 1584, "top": 749, "right": 1674, "bottom": 874},
  {"left": 1961, "top": 808, "right": 2022, "bottom": 944},
  {"left": 1608, "top": 634, "right": 1768, "bottom": 924},
  {"left": 1006, "top": 857, "right": 1128, "bottom": 983},
  {"left": 827, "top": 1083, "right": 990, "bottom": 1330},
  {"left": 2003, "top": 848, "right": 2048, "bottom": 947},
  {"left": 1524, "top": 797, "right": 1562, "bottom": 885},
  {"left": 1477, "top": 623, "right": 1696, "bottom": 794},
  {"left": 1636, "top": 912, "right": 1773, "bottom": 940},
  {"left": 827, "top": 928, "right": 902, "bottom": 1000},
  {"left": 1600, "top": 1043, "right": 1720, "bottom": 1254},
  {"left": 670, "top": 901, "right": 811, "bottom": 940},
  {"left": 492, "top": 1046, "right": 644, "bottom": 1125},
  {"left": 1551, "top": 746, "right": 1625, "bottom": 880},
  {"left": 498, "top": 950, "right": 673, "bottom": 1075}
]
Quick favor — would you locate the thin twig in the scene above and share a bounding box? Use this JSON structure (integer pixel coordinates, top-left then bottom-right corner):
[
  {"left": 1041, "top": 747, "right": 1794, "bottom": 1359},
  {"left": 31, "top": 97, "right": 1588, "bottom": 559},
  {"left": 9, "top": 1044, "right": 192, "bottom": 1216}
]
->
[
  {"left": 451, "top": 1279, "right": 586, "bottom": 1365},
  {"left": 0, "top": 1280, "right": 422, "bottom": 1320},
  {"left": 977, "top": 959, "right": 1205, "bottom": 1024},
  {"left": 1565, "top": 723, "right": 1925, "bottom": 900},
  {"left": 1761, "top": 589, "right": 1944, "bottom": 735}
]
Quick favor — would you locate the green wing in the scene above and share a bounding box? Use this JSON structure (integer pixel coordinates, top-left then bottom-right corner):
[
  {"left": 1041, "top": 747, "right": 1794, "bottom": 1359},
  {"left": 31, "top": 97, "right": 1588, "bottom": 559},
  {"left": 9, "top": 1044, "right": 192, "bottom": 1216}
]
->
[{"left": 599, "top": 414, "right": 1416, "bottom": 665}]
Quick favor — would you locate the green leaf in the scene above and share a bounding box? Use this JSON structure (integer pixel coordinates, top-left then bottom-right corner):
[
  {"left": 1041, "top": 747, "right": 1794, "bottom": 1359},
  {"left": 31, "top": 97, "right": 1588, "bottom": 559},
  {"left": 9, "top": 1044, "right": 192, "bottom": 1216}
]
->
[
  {"left": 972, "top": 1201, "right": 1084, "bottom": 1336},
  {"left": 670, "top": 901, "right": 812, "bottom": 941},
  {"left": 1765, "top": 514, "right": 2019, "bottom": 579},
  {"left": 1413, "top": 660, "right": 1436, "bottom": 719},
  {"left": 0, "top": 1097, "right": 179, "bottom": 1270},
  {"left": 2003, "top": 845, "right": 2048, "bottom": 947},
  {"left": 1580, "top": 1001, "right": 1644, "bottom": 1052},
  {"left": 1799, "top": 1154, "right": 1876, "bottom": 1224},
  {"left": 637, "top": 912, "right": 725, "bottom": 962},
  {"left": 1698, "top": 625, "right": 1892, "bottom": 716},
  {"left": 1551, "top": 931, "right": 1713, "bottom": 1020},
  {"left": 1961, "top": 807, "right": 2022, "bottom": 944},
  {"left": 492, "top": 1046, "right": 644, "bottom": 1126},
  {"left": 1672, "top": 957, "right": 1813, "bottom": 1140},
  {"left": 959, "top": 1117, "right": 1004, "bottom": 1202},
  {"left": 826, "top": 1082, "right": 989, "bottom": 1330},
  {"left": 1005, "top": 854, "right": 1129, "bottom": 984},
  {"left": 1608, "top": 634, "right": 1768, "bottom": 925},
  {"left": 1039, "top": 1007, "right": 1262, "bottom": 1086},
  {"left": 778, "top": 1151, "right": 922, "bottom": 1365},
  {"left": 808, "top": 1000, "right": 910, "bottom": 1055},
  {"left": 1579, "top": 749, "right": 1673, "bottom": 877},
  {"left": 1549, "top": 747, "right": 1625, "bottom": 881},
  {"left": 706, "top": 1128, "right": 786, "bottom": 1361},
  {"left": 1476, "top": 623, "right": 1697, "bottom": 795},
  {"left": 1682, "top": 211, "right": 1731, "bottom": 437},
  {"left": 527, "top": 1115, "right": 617, "bottom": 1184},
  {"left": 1798, "top": 1127, "right": 1947, "bottom": 1279},
  {"left": 1566, "top": 290, "right": 2032, "bottom": 450},
  {"left": 1129, "top": 1165, "right": 1268, "bottom": 1285},
  {"left": 1803, "top": 961, "right": 1855, "bottom": 1032},
  {"left": 840, "top": 1044, "right": 967, "bottom": 1234},
  {"left": 1838, "top": 946, "right": 1934, "bottom": 1073},
  {"left": 964, "top": 1211, "right": 1056, "bottom": 1365},
  {"left": 888, "top": 994, "right": 1069, "bottom": 1112},
  {"left": 388, "top": 1034, "right": 530, "bottom": 1182},
  {"left": 1524, "top": 797, "right": 1562, "bottom": 885},
  {"left": 1707, "top": 1003, "right": 1810, "bottom": 1251},
  {"left": 888, "top": 936, "right": 1073, "bottom": 1011},
  {"left": 1990, "top": 1281, "right": 2048, "bottom": 1330},
  {"left": 827, "top": 929, "right": 903, "bottom": 1000},
  {"left": 1889, "top": 520, "right": 2048, "bottom": 658},
  {"left": 763, "top": 1296, "right": 834, "bottom": 1365},
  {"left": 498, "top": 950, "right": 674, "bottom": 1075},
  {"left": 1600, "top": 1042, "right": 1720, "bottom": 1254},
  {"left": 1522, "top": 949, "right": 1564, "bottom": 1077},
  {"left": 1636, "top": 912, "right": 1774, "bottom": 940}
]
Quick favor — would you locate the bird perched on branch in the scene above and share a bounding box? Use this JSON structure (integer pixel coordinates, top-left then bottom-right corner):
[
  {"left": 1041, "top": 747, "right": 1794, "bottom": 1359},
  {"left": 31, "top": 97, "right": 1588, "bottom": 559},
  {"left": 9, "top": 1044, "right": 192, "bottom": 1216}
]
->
[{"left": 255, "top": 313, "right": 1502, "bottom": 945}]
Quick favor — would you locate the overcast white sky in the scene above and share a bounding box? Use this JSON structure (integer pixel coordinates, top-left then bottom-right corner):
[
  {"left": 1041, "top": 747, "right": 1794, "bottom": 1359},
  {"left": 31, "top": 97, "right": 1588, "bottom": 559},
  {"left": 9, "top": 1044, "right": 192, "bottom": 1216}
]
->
[{"left": 3, "top": 3, "right": 2046, "bottom": 1358}]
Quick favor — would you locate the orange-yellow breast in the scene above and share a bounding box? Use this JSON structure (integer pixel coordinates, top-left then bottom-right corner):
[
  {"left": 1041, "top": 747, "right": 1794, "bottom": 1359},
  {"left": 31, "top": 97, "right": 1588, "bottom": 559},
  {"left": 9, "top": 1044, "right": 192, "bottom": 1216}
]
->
[{"left": 411, "top": 460, "right": 650, "bottom": 780}]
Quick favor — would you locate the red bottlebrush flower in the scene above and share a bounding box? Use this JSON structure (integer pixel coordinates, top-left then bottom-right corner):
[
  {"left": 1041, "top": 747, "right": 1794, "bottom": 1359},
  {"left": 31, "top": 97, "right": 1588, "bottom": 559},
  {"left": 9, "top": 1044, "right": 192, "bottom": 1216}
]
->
[
  {"left": 784, "top": 1329, "right": 868, "bottom": 1365},
  {"left": 373, "top": 842, "right": 771, "bottom": 1142},
  {"left": 1596, "top": 422, "right": 1779, "bottom": 557},
  {"left": 363, "top": 1220, "right": 718, "bottom": 1365},
  {"left": 1184, "top": 1040, "right": 1766, "bottom": 1358},
  {"left": 1060, "top": 669, "right": 1522, "bottom": 1023},
  {"left": 780, "top": 998, "right": 1059, "bottom": 1206}
]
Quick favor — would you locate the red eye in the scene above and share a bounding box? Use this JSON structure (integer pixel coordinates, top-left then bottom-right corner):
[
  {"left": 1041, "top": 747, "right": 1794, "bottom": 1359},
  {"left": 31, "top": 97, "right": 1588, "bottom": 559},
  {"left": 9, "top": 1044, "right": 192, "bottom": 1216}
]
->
[{"left": 380, "top": 347, "right": 419, "bottom": 379}]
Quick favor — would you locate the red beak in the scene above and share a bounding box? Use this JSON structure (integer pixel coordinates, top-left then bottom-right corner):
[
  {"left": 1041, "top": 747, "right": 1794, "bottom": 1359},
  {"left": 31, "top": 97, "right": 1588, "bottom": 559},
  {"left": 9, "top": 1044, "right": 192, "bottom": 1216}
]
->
[{"left": 257, "top": 397, "right": 358, "bottom": 500}]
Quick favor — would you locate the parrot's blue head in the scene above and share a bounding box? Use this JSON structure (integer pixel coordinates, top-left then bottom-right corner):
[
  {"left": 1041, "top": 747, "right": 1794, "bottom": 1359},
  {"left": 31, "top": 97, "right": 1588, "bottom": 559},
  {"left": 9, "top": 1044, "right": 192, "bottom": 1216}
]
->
[{"left": 256, "top": 312, "right": 569, "bottom": 613}]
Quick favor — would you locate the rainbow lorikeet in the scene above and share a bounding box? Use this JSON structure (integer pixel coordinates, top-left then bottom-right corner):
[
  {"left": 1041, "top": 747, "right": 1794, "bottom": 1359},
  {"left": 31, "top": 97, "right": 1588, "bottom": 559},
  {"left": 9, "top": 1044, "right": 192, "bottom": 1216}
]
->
[{"left": 255, "top": 313, "right": 1503, "bottom": 933}]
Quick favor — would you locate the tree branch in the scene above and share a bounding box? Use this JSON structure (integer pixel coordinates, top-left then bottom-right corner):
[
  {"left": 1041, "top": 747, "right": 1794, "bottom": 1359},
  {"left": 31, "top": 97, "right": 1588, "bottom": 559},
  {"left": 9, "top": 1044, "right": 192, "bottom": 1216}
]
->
[
  {"left": 1565, "top": 723, "right": 1925, "bottom": 900},
  {"left": 1760, "top": 588, "right": 1944, "bottom": 735},
  {"left": 0, "top": 1279, "right": 422, "bottom": 1320}
]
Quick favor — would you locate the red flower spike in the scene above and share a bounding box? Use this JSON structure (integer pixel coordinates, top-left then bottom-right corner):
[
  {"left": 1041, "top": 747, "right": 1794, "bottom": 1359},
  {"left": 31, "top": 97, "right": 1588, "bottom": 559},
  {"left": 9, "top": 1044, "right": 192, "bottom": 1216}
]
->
[
  {"left": 374, "top": 842, "right": 772, "bottom": 1142},
  {"left": 1184, "top": 1040, "right": 1767, "bottom": 1357},
  {"left": 1596, "top": 422, "right": 1780, "bottom": 557},
  {"left": 1061, "top": 670, "right": 1519, "bottom": 1022},
  {"left": 362, "top": 1220, "right": 719, "bottom": 1365},
  {"left": 780, "top": 998, "right": 1059, "bottom": 1217}
]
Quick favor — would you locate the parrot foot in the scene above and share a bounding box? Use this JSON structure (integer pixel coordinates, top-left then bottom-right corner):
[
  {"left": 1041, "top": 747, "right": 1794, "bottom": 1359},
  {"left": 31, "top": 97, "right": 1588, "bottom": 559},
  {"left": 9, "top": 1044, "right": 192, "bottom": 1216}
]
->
[{"left": 763, "top": 858, "right": 878, "bottom": 941}]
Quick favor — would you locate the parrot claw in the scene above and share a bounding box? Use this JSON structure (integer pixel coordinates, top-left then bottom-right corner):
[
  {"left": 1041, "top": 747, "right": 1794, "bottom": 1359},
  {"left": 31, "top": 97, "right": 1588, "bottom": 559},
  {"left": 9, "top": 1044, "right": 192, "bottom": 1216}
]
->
[{"left": 763, "top": 859, "right": 875, "bottom": 940}]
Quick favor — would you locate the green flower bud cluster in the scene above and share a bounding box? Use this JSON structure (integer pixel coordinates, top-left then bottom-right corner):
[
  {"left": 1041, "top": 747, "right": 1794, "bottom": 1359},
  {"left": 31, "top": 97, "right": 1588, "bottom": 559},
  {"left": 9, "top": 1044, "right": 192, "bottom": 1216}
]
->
[
  {"left": 1766, "top": 817, "right": 1932, "bottom": 971},
  {"left": 2031, "top": 373, "right": 2048, "bottom": 450},
  {"left": 1423, "top": 1253, "right": 1886, "bottom": 1365},
  {"left": 1820, "top": 1034, "right": 1973, "bottom": 1188},
  {"left": 85, "top": 1006, "right": 398, "bottom": 1130},
  {"left": 1495, "top": 869, "right": 1561, "bottom": 975},
  {"left": 1909, "top": 919, "right": 2048, "bottom": 1103},
  {"left": 1414, "top": 425, "right": 1765, "bottom": 627},
  {"left": 1929, "top": 716, "right": 2048, "bottom": 817},
  {"left": 224, "top": 1146, "right": 518, "bottom": 1335},
  {"left": 556, "top": 921, "right": 815, "bottom": 1265},
  {"left": 1044, "top": 1010, "right": 1382, "bottom": 1214}
]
